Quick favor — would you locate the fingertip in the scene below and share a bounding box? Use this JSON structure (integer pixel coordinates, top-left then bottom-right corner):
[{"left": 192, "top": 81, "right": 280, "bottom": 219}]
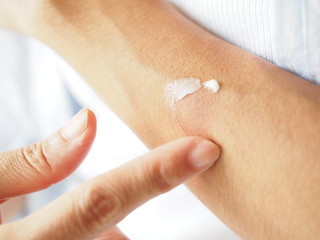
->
[
  {"left": 61, "top": 107, "right": 97, "bottom": 161},
  {"left": 86, "top": 108, "right": 97, "bottom": 128},
  {"left": 80, "top": 108, "right": 97, "bottom": 145},
  {"left": 61, "top": 108, "right": 96, "bottom": 141},
  {"left": 61, "top": 108, "right": 97, "bottom": 144},
  {"left": 188, "top": 139, "right": 220, "bottom": 169},
  {"left": 172, "top": 136, "right": 221, "bottom": 170},
  {"left": 145, "top": 136, "right": 220, "bottom": 191},
  {"left": 45, "top": 108, "right": 97, "bottom": 182}
]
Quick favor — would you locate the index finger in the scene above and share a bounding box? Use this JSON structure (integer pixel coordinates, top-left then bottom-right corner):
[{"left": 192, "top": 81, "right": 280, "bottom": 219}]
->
[{"left": 13, "top": 137, "right": 220, "bottom": 240}]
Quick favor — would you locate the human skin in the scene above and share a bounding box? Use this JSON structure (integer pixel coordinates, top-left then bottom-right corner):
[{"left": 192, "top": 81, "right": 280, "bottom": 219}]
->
[
  {"left": 0, "top": 109, "right": 220, "bottom": 239},
  {"left": 1, "top": 0, "right": 320, "bottom": 239}
]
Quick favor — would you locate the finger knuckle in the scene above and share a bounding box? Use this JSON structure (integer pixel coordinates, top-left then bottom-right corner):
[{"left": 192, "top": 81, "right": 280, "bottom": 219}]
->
[
  {"left": 78, "top": 183, "right": 123, "bottom": 234},
  {"left": 19, "top": 142, "right": 52, "bottom": 183},
  {"left": 146, "top": 159, "right": 174, "bottom": 194}
]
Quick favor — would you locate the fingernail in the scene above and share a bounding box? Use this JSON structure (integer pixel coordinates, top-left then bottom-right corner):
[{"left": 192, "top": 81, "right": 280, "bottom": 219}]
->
[
  {"left": 61, "top": 109, "right": 88, "bottom": 140},
  {"left": 189, "top": 141, "right": 220, "bottom": 168},
  {"left": 0, "top": 208, "right": 2, "bottom": 224}
]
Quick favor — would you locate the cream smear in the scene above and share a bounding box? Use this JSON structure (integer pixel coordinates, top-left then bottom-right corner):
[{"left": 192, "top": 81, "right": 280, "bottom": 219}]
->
[
  {"left": 165, "top": 78, "right": 220, "bottom": 104},
  {"left": 165, "top": 78, "right": 202, "bottom": 104}
]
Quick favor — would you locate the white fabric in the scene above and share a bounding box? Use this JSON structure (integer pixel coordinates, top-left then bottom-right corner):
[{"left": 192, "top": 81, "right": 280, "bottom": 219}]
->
[
  {"left": 1, "top": 0, "right": 319, "bottom": 239},
  {"left": 171, "top": 0, "right": 320, "bottom": 84}
]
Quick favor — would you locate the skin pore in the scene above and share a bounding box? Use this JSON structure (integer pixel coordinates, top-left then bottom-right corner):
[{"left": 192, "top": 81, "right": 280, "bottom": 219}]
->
[{"left": 3, "top": 0, "right": 320, "bottom": 239}]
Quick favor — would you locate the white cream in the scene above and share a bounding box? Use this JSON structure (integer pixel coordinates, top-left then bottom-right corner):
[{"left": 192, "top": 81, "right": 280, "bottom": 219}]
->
[
  {"left": 203, "top": 79, "right": 220, "bottom": 93},
  {"left": 165, "top": 78, "right": 202, "bottom": 104},
  {"left": 165, "top": 78, "right": 220, "bottom": 104}
]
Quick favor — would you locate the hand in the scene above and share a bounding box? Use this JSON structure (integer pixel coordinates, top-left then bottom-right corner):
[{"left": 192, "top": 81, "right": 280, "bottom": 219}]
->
[{"left": 0, "top": 109, "right": 220, "bottom": 239}]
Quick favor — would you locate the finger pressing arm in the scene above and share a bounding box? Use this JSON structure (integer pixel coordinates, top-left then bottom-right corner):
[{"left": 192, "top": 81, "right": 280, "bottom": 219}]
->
[
  {"left": 3, "top": 137, "right": 219, "bottom": 240},
  {"left": 15, "top": 0, "right": 320, "bottom": 239}
]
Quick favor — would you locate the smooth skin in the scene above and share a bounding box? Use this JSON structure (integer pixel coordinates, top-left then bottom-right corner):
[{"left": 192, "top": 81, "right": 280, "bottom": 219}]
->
[
  {"left": 1, "top": 0, "right": 320, "bottom": 239},
  {"left": 0, "top": 109, "right": 220, "bottom": 239}
]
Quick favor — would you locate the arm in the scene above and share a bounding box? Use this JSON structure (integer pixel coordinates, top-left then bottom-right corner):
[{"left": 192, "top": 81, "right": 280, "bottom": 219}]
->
[{"left": 8, "top": 0, "right": 320, "bottom": 239}]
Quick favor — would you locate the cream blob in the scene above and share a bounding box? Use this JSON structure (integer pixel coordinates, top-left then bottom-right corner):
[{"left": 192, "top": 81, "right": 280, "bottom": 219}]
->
[
  {"left": 165, "top": 78, "right": 220, "bottom": 104},
  {"left": 203, "top": 79, "right": 220, "bottom": 93}
]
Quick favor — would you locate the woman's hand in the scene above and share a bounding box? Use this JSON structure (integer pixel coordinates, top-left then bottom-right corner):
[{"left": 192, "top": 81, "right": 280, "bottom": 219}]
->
[{"left": 0, "top": 108, "right": 220, "bottom": 239}]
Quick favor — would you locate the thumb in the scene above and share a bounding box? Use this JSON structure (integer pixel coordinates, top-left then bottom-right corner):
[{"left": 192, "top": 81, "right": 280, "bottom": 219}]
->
[{"left": 0, "top": 108, "right": 96, "bottom": 199}]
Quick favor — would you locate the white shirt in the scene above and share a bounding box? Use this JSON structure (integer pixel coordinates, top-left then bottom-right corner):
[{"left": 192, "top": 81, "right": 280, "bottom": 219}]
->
[{"left": 171, "top": 0, "right": 320, "bottom": 84}]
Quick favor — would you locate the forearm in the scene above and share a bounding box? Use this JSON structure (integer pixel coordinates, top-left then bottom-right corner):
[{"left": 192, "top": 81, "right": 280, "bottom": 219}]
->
[{"left": 26, "top": 0, "right": 320, "bottom": 239}]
